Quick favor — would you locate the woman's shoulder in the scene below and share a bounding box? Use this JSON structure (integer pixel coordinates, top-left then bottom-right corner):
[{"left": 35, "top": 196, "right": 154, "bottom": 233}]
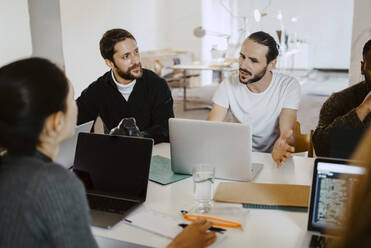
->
[
  {"left": 40, "top": 162, "right": 85, "bottom": 194},
  {"left": 0, "top": 155, "right": 86, "bottom": 213},
  {"left": 2, "top": 156, "right": 85, "bottom": 198}
]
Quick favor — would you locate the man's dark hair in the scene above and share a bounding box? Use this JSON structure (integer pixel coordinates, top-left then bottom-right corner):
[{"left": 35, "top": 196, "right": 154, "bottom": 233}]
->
[
  {"left": 248, "top": 31, "right": 279, "bottom": 63},
  {"left": 99, "top": 29, "right": 136, "bottom": 61},
  {"left": 363, "top": 39, "right": 371, "bottom": 59},
  {"left": 0, "top": 58, "right": 69, "bottom": 155}
]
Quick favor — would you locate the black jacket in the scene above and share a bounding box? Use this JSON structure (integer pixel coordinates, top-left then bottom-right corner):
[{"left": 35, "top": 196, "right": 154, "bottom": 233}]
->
[{"left": 77, "top": 69, "right": 174, "bottom": 143}]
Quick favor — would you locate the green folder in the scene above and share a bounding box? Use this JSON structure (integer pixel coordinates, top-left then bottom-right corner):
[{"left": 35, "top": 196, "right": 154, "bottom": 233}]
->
[
  {"left": 242, "top": 203, "right": 308, "bottom": 212},
  {"left": 149, "top": 155, "right": 190, "bottom": 185}
]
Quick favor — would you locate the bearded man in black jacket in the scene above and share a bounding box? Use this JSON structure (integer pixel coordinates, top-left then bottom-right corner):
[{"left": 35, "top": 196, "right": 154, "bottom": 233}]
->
[{"left": 77, "top": 28, "right": 174, "bottom": 143}]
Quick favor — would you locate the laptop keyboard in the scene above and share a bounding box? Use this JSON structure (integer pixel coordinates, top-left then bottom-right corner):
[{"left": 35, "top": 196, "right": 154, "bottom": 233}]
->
[
  {"left": 88, "top": 194, "right": 137, "bottom": 214},
  {"left": 309, "top": 234, "right": 335, "bottom": 248}
]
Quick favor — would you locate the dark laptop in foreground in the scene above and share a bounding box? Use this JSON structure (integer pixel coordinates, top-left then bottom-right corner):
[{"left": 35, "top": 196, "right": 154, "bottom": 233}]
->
[
  {"left": 302, "top": 158, "right": 366, "bottom": 248},
  {"left": 73, "top": 133, "right": 153, "bottom": 228}
]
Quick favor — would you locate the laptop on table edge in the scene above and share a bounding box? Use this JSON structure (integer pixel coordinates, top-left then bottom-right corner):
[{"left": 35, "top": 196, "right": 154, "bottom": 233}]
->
[{"left": 73, "top": 132, "right": 153, "bottom": 228}]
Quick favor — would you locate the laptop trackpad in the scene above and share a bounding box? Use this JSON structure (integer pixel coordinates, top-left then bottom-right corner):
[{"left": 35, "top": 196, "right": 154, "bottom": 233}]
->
[{"left": 91, "top": 210, "right": 124, "bottom": 228}]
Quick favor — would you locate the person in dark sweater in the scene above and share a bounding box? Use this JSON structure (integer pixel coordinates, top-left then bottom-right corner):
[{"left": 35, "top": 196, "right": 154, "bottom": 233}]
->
[
  {"left": 313, "top": 39, "right": 371, "bottom": 157},
  {"left": 77, "top": 28, "right": 174, "bottom": 143},
  {"left": 0, "top": 58, "right": 215, "bottom": 248},
  {"left": 0, "top": 58, "right": 97, "bottom": 248}
]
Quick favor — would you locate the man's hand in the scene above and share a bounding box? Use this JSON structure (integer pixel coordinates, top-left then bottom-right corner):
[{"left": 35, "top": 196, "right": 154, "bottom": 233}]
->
[
  {"left": 272, "top": 129, "right": 295, "bottom": 168},
  {"left": 167, "top": 219, "right": 216, "bottom": 248}
]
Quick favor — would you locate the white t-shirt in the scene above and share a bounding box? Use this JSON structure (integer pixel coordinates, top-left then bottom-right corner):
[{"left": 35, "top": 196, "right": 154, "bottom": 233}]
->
[
  {"left": 212, "top": 71, "right": 301, "bottom": 152},
  {"left": 112, "top": 71, "right": 136, "bottom": 101}
]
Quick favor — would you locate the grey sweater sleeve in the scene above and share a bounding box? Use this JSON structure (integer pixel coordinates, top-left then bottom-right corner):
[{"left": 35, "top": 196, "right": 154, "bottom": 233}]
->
[{"left": 24, "top": 166, "right": 98, "bottom": 248}]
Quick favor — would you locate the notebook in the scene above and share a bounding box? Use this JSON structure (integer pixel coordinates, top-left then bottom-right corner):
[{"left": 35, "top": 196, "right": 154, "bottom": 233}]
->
[
  {"left": 214, "top": 182, "right": 310, "bottom": 209},
  {"left": 149, "top": 155, "right": 190, "bottom": 185},
  {"left": 125, "top": 207, "right": 226, "bottom": 244},
  {"left": 125, "top": 207, "right": 183, "bottom": 239}
]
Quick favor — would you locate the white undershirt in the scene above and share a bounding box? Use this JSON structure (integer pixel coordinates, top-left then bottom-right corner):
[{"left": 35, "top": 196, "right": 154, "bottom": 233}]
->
[{"left": 111, "top": 71, "right": 136, "bottom": 101}]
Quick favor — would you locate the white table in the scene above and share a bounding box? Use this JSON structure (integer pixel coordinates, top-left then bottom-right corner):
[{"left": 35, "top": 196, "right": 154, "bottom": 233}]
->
[{"left": 93, "top": 143, "right": 315, "bottom": 248}]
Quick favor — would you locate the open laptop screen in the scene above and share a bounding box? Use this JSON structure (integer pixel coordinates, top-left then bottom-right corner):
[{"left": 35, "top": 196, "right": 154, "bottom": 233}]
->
[
  {"left": 308, "top": 159, "right": 365, "bottom": 233},
  {"left": 73, "top": 133, "right": 153, "bottom": 201}
]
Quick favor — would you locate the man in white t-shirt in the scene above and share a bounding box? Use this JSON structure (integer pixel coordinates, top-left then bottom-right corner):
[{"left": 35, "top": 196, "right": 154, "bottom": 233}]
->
[{"left": 207, "top": 31, "right": 301, "bottom": 167}]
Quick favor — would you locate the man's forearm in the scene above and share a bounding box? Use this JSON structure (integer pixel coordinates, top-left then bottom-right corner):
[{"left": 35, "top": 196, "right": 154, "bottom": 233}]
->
[{"left": 278, "top": 109, "right": 297, "bottom": 146}]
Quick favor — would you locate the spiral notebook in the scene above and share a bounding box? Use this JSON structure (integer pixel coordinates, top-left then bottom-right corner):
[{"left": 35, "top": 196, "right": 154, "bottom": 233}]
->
[
  {"left": 242, "top": 203, "right": 308, "bottom": 212},
  {"left": 214, "top": 182, "right": 310, "bottom": 211}
]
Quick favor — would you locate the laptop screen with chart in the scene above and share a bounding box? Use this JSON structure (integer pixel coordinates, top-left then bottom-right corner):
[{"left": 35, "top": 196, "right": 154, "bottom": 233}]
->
[{"left": 308, "top": 158, "right": 366, "bottom": 234}]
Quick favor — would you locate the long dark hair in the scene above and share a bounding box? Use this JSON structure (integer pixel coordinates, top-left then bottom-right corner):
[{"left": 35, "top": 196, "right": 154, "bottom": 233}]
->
[{"left": 0, "top": 58, "right": 69, "bottom": 155}]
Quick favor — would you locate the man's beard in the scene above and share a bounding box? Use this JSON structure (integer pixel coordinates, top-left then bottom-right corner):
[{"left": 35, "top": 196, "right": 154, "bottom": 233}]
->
[
  {"left": 239, "top": 66, "right": 267, "bottom": 85},
  {"left": 115, "top": 62, "right": 143, "bottom": 80}
]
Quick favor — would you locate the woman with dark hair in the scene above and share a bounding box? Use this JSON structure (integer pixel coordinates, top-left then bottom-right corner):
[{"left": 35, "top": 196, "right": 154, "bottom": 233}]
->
[
  {"left": 0, "top": 58, "right": 96, "bottom": 247},
  {"left": 0, "top": 58, "right": 215, "bottom": 248}
]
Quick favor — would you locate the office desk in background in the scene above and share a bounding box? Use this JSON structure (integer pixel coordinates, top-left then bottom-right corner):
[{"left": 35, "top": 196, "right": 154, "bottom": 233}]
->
[
  {"left": 167, "top": 64, "right": 237, "bottom": 111},
  {"left": 93, "top": 143, "right": 315, "bottom": 248}
]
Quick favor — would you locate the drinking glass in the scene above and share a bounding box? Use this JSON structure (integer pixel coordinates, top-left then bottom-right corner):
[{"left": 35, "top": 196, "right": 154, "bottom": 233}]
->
[{"left": 192, "top": 164, "right": 215, "bottom": 213}]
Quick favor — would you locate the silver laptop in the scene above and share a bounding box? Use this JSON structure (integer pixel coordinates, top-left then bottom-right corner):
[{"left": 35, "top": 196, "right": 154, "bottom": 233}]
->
[
  {"left": 55, "top": 121, "right": 94, "bottom": 168},
  {"left": 301, "top": 158, "right": 366, "bottom": 247},
  {"left": 169, "top": 118, "right": 263, "bottom": 181}
]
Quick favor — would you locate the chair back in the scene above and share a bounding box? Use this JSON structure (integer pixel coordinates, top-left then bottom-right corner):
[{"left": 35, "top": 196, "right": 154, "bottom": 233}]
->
[{"left": 293, "top": 121, "right": 314, "bottom": 157}]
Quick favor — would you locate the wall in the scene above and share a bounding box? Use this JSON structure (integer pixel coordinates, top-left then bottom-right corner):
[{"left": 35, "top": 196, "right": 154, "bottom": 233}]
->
[
  {"left": 0, "top": 0, "right": 32, "bottom": 67},
  {"left": 60, "top": 0, "right": 203, "bottom": 97},
  {"left": 233, "top": 0, "right": 354, "bottom": 69},
  {"left": 60, "top": 0, "right": 165, "bottom": 96},
  {"left": 349, "top": 0, "right": 371, "bottom": 85},
  {"left": 28, "top": 0, "right": 65, "bottom": 69},
  {"left": 59, "top": 0, "right": 355, "bottom": 95},
  {"left": 165, "top": 0, "right": 202, "bottom": 59}
]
